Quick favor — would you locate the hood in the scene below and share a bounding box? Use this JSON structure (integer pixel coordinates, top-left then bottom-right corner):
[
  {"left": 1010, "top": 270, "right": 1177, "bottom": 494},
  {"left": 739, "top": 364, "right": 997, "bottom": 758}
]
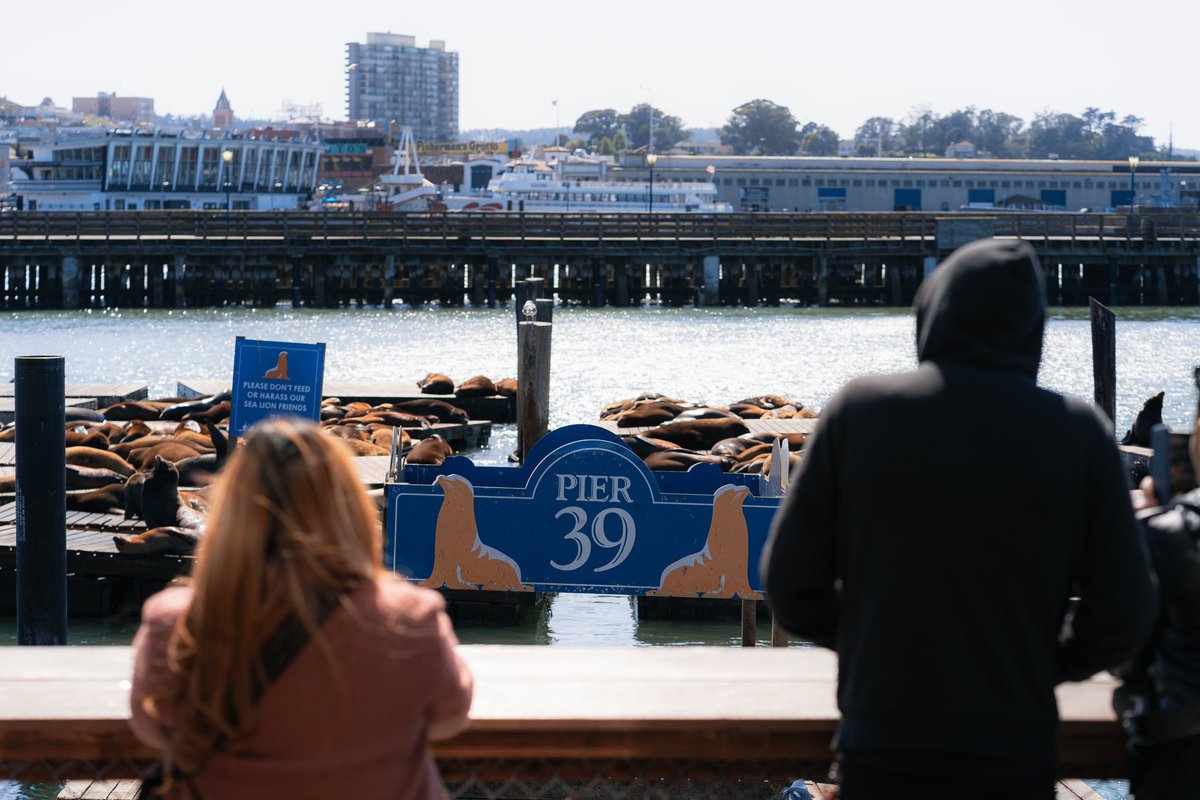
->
[{"left": 914, "top": 238, "right": 1046, "bottom": 380}]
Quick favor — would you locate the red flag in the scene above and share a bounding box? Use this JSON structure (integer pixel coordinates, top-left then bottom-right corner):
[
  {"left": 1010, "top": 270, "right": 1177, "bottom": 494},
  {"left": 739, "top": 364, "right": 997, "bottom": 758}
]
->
[{"left": 705, "top": 164, "right": 716, "bottom": 175}]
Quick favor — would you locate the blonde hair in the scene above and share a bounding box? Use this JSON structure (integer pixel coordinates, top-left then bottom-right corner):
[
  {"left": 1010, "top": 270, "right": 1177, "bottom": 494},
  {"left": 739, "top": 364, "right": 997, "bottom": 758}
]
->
[{"left": 157, "top": 417, "right": 383, "bottom": 779}]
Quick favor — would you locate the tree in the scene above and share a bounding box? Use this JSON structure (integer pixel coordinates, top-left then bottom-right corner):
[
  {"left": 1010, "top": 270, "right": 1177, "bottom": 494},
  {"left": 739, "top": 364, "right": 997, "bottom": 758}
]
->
[
  {"left": 854, "top": 116, "right": 895, "bottom": 156},
  {"left": 573, "top": 109, "right": 621, "bottom": 147},
  {"left": 799, "top": 122, "right": 840, "bottom": 156},
  {"left": 718, "top": 99, "right": 801, "bottom": 155},
  {"left": 619, "top": 104, "right": 685, "bottom": 151},
  {"left": 975, "top": 109, "right": 1024, "bottom": 157}
]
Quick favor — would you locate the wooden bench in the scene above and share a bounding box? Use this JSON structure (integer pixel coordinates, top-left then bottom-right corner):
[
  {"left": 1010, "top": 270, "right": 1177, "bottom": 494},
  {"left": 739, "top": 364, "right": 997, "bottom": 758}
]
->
[{"left": 2, "top": 646, "right": 1127, "bottom": 792}]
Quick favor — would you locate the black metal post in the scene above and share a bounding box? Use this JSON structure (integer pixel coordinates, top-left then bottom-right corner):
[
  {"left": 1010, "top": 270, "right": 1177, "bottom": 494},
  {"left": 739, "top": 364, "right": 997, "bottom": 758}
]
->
[
  {"left": 15, "top": 355, "right": 67, "bottom": 645},
  {"left": 649, "top": 163, "right": 655, "bottom": 215}
]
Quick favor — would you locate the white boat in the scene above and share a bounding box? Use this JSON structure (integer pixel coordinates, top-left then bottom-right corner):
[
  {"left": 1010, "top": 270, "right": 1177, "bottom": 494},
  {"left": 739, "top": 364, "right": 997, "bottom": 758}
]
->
[
  {"left": 442, "top": 157, "right": 731, "bottom": 213},
  {"left": 378, "top": 127, "right": 437, "bottom": 212}
]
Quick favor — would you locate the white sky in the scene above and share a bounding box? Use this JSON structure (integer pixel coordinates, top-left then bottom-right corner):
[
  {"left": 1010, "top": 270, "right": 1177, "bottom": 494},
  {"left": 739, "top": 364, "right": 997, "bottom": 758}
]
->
[{"left": 7, "top": 0, "right": 1198, "bottom": 149}]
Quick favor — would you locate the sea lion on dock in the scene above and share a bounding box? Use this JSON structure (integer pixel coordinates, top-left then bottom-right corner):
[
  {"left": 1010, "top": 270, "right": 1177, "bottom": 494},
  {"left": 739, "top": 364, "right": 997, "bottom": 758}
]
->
[
  {"left": 337, "top": 438, "right": 390, "bottom": 457},
  {"left": 128, "top": 441, "right": 212, "bottom": 471},
  {"left": 393, "top": 399, "right": 468, "bottom": 424},
  {"left": 419, "top": 474, "right": 530, "bottom": 592},
  {"left": 418, "top": 373, "right": 455, "bottom": 394},
  {"left": 648, "top": 485, "right": 759, "bottom": 599},
  {"left": 113, "top": 526, "right": 202, "bottom": 556},
  {"left": 454, "top": 375, "right": 497, "bottom": 398},
  {"left": 407, "top": 434, "right": 454, "bottom": 466},
  {"left": 66, "top": 484, "right": 126, "bottom": 514},
  {"left": 66, "top": 446, "right": 136, "bottom": 477},
  {"left": 66, "top": 464, "right": 128, "bottom": 490},
  {"left": 65, "top": 407, "right": 105, "bottom": 423},
  {"left": 729, "top": 404, "right": 768, "bottom": 419},
  {"left": 1121, "top": 391, "right": 1165, "bottom": 447},
  {"left": 64, "top": 430, "right": 110, "bottom": 449},
  {"left": 0, "top": 425, "right": 13, "bottom": 443},
  {"left": 643, "top": 418, "right": 750, "bottom": 452},
  {"left": 160, "top": 391, "right": 231, "bottom": 422},
  {"left": 622, "top": 435, "right": 682, "bottom": 459},
  {"left": 615, "top": 401, "right": 687, "bottom": 427},
  {"left": 495, "top": 378, "right": 518, "bottom": 398},
  {"left": 643, "top": 450, "right": 735, "bottom": 472},
  {"left": 140, "top": 457, "right": 207, "bottom": 532},
  {"left": 672, "top": 407, "right": 740, "bottom": 422},
  {"left": 102, "top": 401, "right": 167, "bottom": 421},
  {"left": 183, "top": 400, "right": 231, "bottom": 424}
]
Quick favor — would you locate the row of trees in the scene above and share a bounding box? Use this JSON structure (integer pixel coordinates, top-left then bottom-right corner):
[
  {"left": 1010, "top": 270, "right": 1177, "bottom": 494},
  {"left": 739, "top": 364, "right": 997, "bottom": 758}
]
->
[{"left": 571, "top": 101, "right": 1167, "bottom": 161}]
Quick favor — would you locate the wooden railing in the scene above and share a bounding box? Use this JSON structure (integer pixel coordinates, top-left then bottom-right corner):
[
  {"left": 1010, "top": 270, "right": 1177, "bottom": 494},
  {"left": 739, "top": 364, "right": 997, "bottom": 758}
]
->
[
  {"left": 1, "top": 210, "right": 1197, "bottom": 246},
  {"left": 0, "top": 645, "right": 1128, "bottom": 784}
]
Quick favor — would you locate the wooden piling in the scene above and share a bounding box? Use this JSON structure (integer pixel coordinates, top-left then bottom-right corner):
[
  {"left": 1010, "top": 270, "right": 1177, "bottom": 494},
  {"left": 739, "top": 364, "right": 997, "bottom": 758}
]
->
[
  {"left": 740, "top": 599, "right": 757, "bottom": 647},
  {"left": 517, "top": 321, "right": 552, "bottom": 463},
  {"left": 1089, "top": 297, "right": 1116, "bottom": 423}
]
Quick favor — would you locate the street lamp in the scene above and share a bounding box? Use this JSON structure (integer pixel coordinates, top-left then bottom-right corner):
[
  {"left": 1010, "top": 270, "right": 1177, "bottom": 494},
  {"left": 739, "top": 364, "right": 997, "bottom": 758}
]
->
[
  {"left": 222, "top": 149, "right": 234, "bottom": 211},
  {"left": 1127, "top": 155, "right": 1139, "bottom": 209},
  {"left": 160, "top": 179, "right": 169, "bottom": 211},
  {"left": 646, "top": 153, "right": 657, "bottom": 214}
]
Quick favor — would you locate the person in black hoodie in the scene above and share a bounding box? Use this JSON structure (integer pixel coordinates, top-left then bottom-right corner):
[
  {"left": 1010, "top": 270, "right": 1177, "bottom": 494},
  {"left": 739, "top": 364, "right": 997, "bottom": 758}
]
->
[{"left": 761, "top": 238, "right": 1156, "bottom": 799}]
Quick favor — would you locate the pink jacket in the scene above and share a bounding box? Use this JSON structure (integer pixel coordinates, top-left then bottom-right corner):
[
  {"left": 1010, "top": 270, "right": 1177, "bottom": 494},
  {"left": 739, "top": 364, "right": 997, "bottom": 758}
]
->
[{"left": 130, "top": 578, "right": 473, "bottom": 800}]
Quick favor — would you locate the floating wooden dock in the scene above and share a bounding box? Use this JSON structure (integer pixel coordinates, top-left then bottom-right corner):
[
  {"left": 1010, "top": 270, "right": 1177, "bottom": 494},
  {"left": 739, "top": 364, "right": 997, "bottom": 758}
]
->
[
  {"left": 0, "top": 383, "right": 149, "bottom": 424},
  {"left": 597, "top": 418, "right": 818, "bottom": 437},
  {"left": 177, "top": 378, "right": 515, "bottom": 423}
]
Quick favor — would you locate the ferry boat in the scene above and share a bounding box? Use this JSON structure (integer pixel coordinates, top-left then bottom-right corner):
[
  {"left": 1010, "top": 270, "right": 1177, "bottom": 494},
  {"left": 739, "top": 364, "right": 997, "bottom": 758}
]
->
[{"left": 442, "top": 157, "right": 731, "bottom": 213}]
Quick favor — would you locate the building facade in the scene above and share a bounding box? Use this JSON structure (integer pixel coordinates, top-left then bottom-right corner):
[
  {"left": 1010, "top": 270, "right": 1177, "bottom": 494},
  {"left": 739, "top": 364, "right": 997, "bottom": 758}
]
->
[
  {"left": 72, "top": 93, "right": 155, "bottom": 123},
  {"left": 9, "top": 128, "right": 322, "bottom": 211},
  {"left": 213, "top": 89, "right": 233, "bottom": 129},
  {"left": 345, "top": 32, "right": 458, "bottom": 142},
  {"left": 616, "top": 155, "right": 1200, "bottom": 213}
]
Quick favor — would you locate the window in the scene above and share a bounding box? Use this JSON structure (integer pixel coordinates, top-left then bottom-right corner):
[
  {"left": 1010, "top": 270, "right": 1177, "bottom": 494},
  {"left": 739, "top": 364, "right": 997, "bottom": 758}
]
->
[
  {"left": 865, "top": 179, "right": 875, "bottom": 187},
  {"left": 801, "top": 177, "right": 811, "bottom": 186},
  {"left": 815, "top": 179, "right": 825, "bottom": 186},
  {"left": 915, "top": 180, "right": 925, "bottom": 187},
  {"left": 951, "top": 180, "right": 962, "bottom": 187},
  {"left": 852, "top": 179, "right": 862, "bottom": 187},
  {"left": 775, "top": 178, "right": 786, "bottom": 186},
  {"left": 788, "top": 178, "right": 798, "bottom": 186}
]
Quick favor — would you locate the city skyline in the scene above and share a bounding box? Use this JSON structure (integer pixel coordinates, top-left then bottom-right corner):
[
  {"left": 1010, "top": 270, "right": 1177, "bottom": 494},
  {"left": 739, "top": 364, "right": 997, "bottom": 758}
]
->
[{"left": 5, "top": 0, "right": 1197, "bottom": 150}]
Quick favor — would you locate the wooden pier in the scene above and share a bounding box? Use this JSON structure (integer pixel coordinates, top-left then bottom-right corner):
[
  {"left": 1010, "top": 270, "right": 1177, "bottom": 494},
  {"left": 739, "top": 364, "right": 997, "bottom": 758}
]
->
[
  {"left": 0, "top": 646, "right": 1130, "bottom": 794},
  {"left": 0, "top": 210, "right": 1197, "bottom": 309},
  {"left": 0, "top": 383, "right": 148, "bottom": 424}
]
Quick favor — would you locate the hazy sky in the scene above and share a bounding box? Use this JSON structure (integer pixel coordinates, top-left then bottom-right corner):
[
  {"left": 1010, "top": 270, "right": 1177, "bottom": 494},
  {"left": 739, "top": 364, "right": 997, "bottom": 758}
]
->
[{"left": 7, "top": 0, "right": 1198, "bottom": 149}]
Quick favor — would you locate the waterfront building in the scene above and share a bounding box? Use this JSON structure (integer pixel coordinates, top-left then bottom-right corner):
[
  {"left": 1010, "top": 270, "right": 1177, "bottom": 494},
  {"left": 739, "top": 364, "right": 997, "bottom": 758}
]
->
[
  {"left": 616, "top": 154, "right": 1200, "bottom": 212},
  {"left": 345, "top": 32, "right": 458, "bottom": 142},
  {"left": 72, "top": 93, "right": 155, "bottom": 123},
  {"left": 212, "top": 89, "right": 233, "bottom": 130},
  {"left": 9, "top": 128, "right": 322, "bottom": 211}
]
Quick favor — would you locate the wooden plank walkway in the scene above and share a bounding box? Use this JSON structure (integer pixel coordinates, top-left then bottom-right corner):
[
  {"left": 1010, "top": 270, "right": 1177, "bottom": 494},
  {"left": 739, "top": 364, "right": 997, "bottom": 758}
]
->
[
  {"left": 0, "top": 397, "right": 99, "bottom": 423},
  {"left": 0, "top": 383, "right": 147, "bottom": 406},
  {"left": 0, "top": 646, "right": 1129, "bottom": 784},
  {"left": 177, "top": 379, "right": 516, "bottom": 423}
]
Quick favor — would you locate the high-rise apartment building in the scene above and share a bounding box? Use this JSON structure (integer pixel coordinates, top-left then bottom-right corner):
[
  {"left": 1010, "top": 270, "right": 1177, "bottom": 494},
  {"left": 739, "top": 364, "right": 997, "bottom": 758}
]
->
[{"left": 345, "top": 32, "right": 458, "bottom": 142}]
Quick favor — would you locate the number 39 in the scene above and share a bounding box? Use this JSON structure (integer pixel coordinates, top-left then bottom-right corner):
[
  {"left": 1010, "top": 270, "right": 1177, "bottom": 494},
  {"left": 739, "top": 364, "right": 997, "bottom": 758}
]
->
[{"left": 549, "top": 506, "right": 637, "bottom": 572}]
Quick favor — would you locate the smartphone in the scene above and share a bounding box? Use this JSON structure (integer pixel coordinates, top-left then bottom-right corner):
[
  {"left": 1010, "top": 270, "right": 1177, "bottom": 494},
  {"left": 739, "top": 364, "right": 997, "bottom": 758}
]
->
[{"left": 1150, "top": 424, "right": 1171, "bottom": 506}]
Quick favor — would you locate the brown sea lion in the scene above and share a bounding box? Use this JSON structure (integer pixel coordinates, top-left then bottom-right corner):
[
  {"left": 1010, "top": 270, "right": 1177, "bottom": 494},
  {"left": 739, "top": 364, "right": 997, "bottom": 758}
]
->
[
  {"left": 0, "top": 474, "right": 15, "bottom": 492},
  {"left": 113, "top": 527, "right": 201, "bottom": 556},
  {"left": 141, "top": 457, "right": 206, "bottom": 532},
  {"left": 160, "top": 391, "right": 231, "bottom": 422},
  {"left": 66, "top": 484, "right": 126, "bottom": 513},
  {"left": 1121, "top": 391, "right": 1165, "bottom": 447},
  {"left": 124, "top": 471, "right": 148, "bottom": 518},
  {"left": 110, "top": 434, "right": 172, "bottom": 458},
  {"left": 115, "top": 420, "right": 154, "bottom": 442},
  {"left": 455, "top": 375, "right": 497, "bottom": 398},
  {"left": 734, "top": 395, "right": 804, "bottom": 411},
  {"left": 65, "top": 430, "right": 110, "bottom": 449},
  {"left": 183, "top": 400, "right": 231, "bottom": 424},
  {"left": 369, "top": 426, "right": 411, "bottom": 451},
  {"left": 419, "top": 475, "right": 530, "bottom": 591},
  {"left": 672, "top": 407, "right": 739, "bottom": 421},
  {"left": 643, "top": 418, "right": 750, "bottom": 452},
  {"left": 495, "top": 378, "right": 518, "bottom": 398},
  {"left": 348, "top": 411, "right": 434, "bottom": 429},
  {"left": 66, "top": 446, "right": 136, "bottom": 477},
  {"left": 320, "top": 404, "right": 347, "bottom": 421},
  {"left": 622, "top": 435, "right": 683, "bottom": 459},
  {"left": 0, "top": 426, "right": 14, "bottom": 443},
  {"left": 729, "top": 403, "right": 768, "bottom": 419},
  {"left": 393, "top": 399, "right": 468, "bottom": 424},
  {"left": 129, "top": 441, "right": 211, "bottom": 471},
  {"left": 643, "top": 450, "right": 735, "bottom": 472},
  {"left": 615, "top": 401, "right": 687, "bottom": 427},
  {"left": 102, "top": 401, "right": 166, "bottom": 421},
  {"left": 337, "top": 438, "right": 390, "bottom": 457},
  {"left": 325, "top": 425, "right": 370, "bottom": 441},
  {"left": 418, "top": 373, "right": 455, "bottom": 394},
  {"left": 407, "top": 434, "right": 454, "bottom": 465},
  {"left": 338, "top": 402, "right": 375, "bottom": 420},
  {"left": 66, "top": 464, "right": 128, "bottom": 490},
  {"left": 647, "top": 485, "right": 759, "bottom": 599},
  {"left": 711, "top": 437, "right": 766, "bottom": 459}
]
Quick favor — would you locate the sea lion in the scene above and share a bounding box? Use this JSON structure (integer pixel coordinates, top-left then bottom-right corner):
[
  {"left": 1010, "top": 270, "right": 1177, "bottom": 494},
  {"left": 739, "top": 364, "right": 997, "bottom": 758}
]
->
[
  {"left": 369, "top": 426, "right": 411, "bottom": 451},
  {"left": 622, "top": 435, "right": 683, "bottom": 459},
  {"left": 418, "top": 373, "right": 455, "bottom": 395},
  {"left": 407, "top": 434, "right": 454, "bottom": 466},
  {"left": 115, "top": 420, "right": 154, "bottom": 442},
  {"left": 1122, "top": 391, "right": 1165, "bottom": 447},
  {"left": 393, "top": 399, "right": 468, "bottom": 424},
  {"left": 495, "top": 378, "right": 518, "bottom": 398},
  {"left": 643, "top": 450, "right": 735, "bottom": 472},
  {"left": 337, "top": 438, "right": 390, "bottom": 457},
  {"left": 102, "top": 401, "right": 166, "bottom": 421},
  {"left": 128, "top": 441, "right": 211, "bottom": 471},
  {"left": 263, "top": 351, "right": 290, "bottom": 380},
  {"left": 124, "top": 471, "right": 148, "bottom": 518},
  {"left": 320, "top": 405, "right": 347, "bottom": 421},
  {"left": 113, "top": 527, "right": 201, "bottom": 556},
  {"left": 141, "top": 457, "right": 206, "bottom": 532},
  {"left": 66, "top": 446, "right": 136, "bottom": 477},
  {"left": 183, "top": 400, "right": 231, "bottom": 424},
  {"left": 66, "top": 464, "right": 128, "bottom": 490},
  {"left": 419, "top": 475, "right": 530, "bottom": 592},
  {"left": 734, "top": 395, "right": 804, "bottom": 411},
  {"left": 160, "top": 391, "right": 232, "bottom": 422},
  {"left": 65, "top": 430, "right": 110, "bottom": 449},
  {"left": 0, "top": 425, "right": 13, "bottom": 443},
  {"left": 65, "top": 407, "right": 105, "bottom": 423},
  {"left": 66, "top": 484, "right": 126, "bottom": 513},
  {"left": 326, "top": 424, "right": 370, "bottom": 441},
  {"left": 711, "top": 437, "right": 766, "bottom": 459},
  {"left": 672, "top": 407, "right": 740, "bottom": 421},
  {"left": 110, "top": 434, "right": 173, "bottom": 458},
  {"left": 643, "top": 418, "right": 750, "bottom": 452},
  {"left": 729, "top": 404, "right": 768, "bottom": 419},
  {"left": 454, "top": 375, "right": 497, "bottom": 398},
  {"left": 648, "top": 485, "right": 759, "bottom": 599},
  {"left": 615, "top": 401, "right": 687, "bottom": 427},
  {"left": 348, "top": 411, "right": 434, "bottom": 429}
]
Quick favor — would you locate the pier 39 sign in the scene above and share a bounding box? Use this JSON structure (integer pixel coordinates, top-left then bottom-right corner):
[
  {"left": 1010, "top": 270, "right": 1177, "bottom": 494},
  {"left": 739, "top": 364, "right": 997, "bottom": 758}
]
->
[
  {"left": 386, "top": 425, "right": 783, "bottom": 598},
  {"left": 229, "top": 337, "right": 326, "bottom": 437}
]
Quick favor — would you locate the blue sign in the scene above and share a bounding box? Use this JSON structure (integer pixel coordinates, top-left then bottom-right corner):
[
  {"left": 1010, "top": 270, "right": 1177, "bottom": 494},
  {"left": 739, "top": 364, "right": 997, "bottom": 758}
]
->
[
  {"left": 386, "top": 425, "right": 782, "bottom": 598},
  {"left": 229, "top": 337, "right": 326, "bottom": 437}
]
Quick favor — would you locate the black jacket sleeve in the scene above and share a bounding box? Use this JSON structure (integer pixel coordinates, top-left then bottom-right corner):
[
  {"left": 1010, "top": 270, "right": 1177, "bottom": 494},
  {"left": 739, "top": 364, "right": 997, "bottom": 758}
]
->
[
  {"left": 760, "top": 400, "right": 841, "bottom": 649},
  {"left": 1057, "top": 414, "right": 1158, "bottom": 682}
]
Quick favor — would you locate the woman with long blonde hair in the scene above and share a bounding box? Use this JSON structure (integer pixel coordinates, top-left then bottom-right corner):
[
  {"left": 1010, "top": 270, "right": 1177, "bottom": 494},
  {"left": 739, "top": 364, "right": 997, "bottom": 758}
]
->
[{"left": 130, "top": 417, "right": 472, "bottom": 799}]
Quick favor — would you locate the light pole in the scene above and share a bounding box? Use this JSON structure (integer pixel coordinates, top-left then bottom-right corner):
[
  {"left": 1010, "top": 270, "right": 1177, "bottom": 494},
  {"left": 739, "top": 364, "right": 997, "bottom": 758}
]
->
[
  {"left": 1180, "top": 180, "right": 1187, "bottom": 207},
  {"left": 1127, "top": 155, "right": 1139, "bottom": 209},
  {"left": 160, "top": 179, "right": 169, "bottom": 210},
  {"left": 646, "top": 153, "right": 657, "bottom": 214},
  {"left": 222, "top": 149, "right": 233, "bottom": 211}
]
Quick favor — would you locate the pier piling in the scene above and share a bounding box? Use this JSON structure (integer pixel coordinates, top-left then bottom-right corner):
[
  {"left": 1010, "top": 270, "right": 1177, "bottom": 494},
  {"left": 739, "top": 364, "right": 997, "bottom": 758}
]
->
[{"left": 517, "top": 321, "right": 552, "bottom": 463}]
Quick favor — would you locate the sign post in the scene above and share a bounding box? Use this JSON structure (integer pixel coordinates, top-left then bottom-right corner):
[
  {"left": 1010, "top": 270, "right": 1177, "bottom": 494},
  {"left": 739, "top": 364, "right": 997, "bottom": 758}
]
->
[{"left": 229, "top": 337, "right": 326, "bottom": 438}]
